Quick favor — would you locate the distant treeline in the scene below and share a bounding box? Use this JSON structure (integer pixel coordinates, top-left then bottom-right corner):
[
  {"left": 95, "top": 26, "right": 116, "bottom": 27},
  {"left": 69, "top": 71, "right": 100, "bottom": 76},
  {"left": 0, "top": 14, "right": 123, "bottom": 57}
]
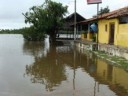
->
[
  {"left": 0, "top": 28, "right": 28, "bottom": 34},
  {"left": 0, "top": 28, "right": 81, "bottom": 35}
]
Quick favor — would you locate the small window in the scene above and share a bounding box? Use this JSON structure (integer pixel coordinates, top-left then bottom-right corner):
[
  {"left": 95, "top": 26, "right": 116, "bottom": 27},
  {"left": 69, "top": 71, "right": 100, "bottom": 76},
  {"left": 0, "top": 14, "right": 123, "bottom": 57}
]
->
[{"left": 105, "top": 24, "right": 107, "bottom": 32}]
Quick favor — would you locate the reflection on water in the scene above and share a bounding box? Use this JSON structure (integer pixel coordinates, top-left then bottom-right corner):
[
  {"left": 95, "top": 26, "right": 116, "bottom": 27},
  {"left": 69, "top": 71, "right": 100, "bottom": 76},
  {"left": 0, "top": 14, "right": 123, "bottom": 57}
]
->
[
  {"left": 0, "top": 34, "right": 128, "bottom": 96},
  {"left": 24, "top": 36, "right": 128, "bottom": 96},
  {"left": 23, "top": 37, "right": 50, "bottom": 58},
  {"left": 79, "top": 48, "right": 128, "bottom": 96},
  {"left": 23, "top": 37, "right": 67, "bottom": 92}
]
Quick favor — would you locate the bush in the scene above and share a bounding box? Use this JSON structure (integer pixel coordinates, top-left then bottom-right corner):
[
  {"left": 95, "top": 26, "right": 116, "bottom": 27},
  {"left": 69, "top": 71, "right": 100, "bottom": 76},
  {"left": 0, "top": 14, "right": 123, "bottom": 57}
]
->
[{"left": 23, "top": 26, "right": 45, "bottom": 41}]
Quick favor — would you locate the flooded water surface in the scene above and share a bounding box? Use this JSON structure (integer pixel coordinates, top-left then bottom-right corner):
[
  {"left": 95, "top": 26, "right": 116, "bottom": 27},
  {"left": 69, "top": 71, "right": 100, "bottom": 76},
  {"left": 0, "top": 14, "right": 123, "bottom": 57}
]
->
[{"left": 0, "top": 34, "right": 128, "bottom": 96}]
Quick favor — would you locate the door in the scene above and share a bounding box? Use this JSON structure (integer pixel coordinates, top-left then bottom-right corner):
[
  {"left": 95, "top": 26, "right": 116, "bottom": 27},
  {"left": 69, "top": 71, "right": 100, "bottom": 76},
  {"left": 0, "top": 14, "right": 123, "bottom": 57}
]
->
[{"left": 109, "top": 23, "right": 115, "bottom": 44}]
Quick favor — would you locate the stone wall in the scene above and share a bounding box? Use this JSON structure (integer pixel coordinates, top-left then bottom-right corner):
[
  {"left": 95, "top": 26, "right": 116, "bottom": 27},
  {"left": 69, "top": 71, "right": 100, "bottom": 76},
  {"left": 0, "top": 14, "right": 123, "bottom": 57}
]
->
[
  {"left": 75, "top": 41, "right": 128, "bottom": 60},
  {"left": 98, "top": 43, "right": 128, "bottom": 60}
]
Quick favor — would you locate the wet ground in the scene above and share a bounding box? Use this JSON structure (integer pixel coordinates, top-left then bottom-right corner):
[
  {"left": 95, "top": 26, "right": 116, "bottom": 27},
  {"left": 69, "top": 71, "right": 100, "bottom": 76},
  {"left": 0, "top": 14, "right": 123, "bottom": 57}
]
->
[{"left": 0, "top": 34, "right": 128, "bottom": 96}]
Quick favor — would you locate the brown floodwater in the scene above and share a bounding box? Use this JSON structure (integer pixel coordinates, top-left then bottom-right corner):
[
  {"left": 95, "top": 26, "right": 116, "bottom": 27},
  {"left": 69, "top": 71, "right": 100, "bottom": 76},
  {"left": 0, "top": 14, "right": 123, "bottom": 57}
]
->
[{"left": 0, "top": 34, "right": 128, "bottom": 96}]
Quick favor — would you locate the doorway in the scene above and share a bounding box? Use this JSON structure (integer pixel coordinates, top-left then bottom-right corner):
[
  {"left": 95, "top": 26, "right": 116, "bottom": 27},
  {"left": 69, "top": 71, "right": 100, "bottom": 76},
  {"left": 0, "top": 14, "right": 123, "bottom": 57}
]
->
[{"left": 109, "top": 23, "right": 115, "bottom": 44}]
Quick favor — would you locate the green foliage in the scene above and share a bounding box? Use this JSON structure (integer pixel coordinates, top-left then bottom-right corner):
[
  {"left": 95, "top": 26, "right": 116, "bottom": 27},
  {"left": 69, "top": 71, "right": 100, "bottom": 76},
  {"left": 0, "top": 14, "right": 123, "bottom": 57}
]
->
[
  {"left": 99, "top": 6, "right": 110, "bottom": 15},
  {"left": 0, "top": 27, "right": 45, "bottom": 41},
  {"left": 92, "top": 6, "right": 110, "bottom": 18},
  {"left": 0, "top": 29, "right": 23, "bottom": 34},
  {"left": 23, "top": 0, "right": 68, "bottom": 41},
  {"left": 22, "top": 27, "right": 45, "bottom": 41}
]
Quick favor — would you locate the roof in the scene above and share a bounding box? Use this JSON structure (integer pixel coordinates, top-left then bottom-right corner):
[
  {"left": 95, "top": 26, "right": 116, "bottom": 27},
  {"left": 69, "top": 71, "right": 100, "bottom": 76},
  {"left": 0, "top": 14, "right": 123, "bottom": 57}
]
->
[
  {"left": 99, "top": 6, "right": 128, "bottom": 19},
  {"left": 78, "top": 18, "right": 97, "bottom": 24},
  {"left": 65, "top": 12, "right": 86, "bottom": 22},
  {"left": 79, "top": 6, "right": 128, "bottom": 24}
]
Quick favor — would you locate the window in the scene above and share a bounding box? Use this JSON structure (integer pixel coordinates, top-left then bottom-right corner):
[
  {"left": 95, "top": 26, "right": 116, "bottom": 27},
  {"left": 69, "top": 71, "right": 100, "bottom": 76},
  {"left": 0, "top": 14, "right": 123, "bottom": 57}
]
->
[
  {"left": 105, "top": 24, "right": 107, "bottom": 32},
  {"left": 119, "top": 16, "right": 128, "bottom": 24}
]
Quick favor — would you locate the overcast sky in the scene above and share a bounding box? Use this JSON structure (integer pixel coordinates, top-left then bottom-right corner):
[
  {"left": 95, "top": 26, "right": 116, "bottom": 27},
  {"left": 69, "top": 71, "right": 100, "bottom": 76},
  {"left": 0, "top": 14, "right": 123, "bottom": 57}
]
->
[{"left": 0, "top": 0, "right": 127, "bottom": 29}]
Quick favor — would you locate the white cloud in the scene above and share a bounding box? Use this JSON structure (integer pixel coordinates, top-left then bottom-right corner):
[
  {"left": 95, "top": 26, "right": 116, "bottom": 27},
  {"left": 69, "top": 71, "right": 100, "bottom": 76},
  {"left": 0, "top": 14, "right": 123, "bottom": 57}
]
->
[
  {"left": 0, "top": 22, "right": 30, "bottom": 29},
  {"left": 0, "top": 0, "right": 44, "bottom": 29},
  {"left": 0, "top": 0, "right": 127, "bottom": 29},
  {"left": 54, "top": 0, "right": 127, "bottom": 18}
]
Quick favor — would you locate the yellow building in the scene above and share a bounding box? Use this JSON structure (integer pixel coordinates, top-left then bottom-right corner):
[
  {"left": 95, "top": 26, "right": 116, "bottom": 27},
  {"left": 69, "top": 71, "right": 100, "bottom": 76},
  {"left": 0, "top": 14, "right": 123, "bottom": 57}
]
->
[
  {"left": 98, "top": 6, "right": 128, "bottom": 47},
  {"left": 80, "top": 6, "right": 128, "bottom": 48}
]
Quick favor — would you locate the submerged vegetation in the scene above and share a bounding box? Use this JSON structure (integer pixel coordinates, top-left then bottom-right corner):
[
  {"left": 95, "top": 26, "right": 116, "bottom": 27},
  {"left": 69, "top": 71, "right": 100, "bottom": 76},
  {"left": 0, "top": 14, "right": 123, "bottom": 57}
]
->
[{"left": 22, "top": 26, "right": 46, "bottom": 41}]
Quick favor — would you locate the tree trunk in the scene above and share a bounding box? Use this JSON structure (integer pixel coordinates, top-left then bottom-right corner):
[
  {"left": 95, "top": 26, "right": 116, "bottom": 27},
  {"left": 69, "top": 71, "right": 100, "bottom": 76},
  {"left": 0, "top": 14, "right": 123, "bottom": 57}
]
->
[{"left": 49, "top": 30, "right": 56, "bottom": 45}]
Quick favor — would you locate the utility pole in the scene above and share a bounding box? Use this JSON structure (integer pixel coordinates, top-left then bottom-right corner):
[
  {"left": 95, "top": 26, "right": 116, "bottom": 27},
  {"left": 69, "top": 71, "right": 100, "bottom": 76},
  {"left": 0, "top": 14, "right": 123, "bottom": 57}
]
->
[
  {"left": 87, "top": 0, "right": 102, "bottom": 50},
  {"left": 96, "top": 3, "right": 99, "bottom": 50},
  {"left": 74, "top": 0, "right": 76, "bottom": 40}
]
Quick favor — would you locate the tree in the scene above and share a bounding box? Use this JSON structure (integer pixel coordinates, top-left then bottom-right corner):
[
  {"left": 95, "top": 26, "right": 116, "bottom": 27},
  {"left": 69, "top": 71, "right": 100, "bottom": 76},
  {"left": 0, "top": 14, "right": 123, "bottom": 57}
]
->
[
  {"left": 99, "top": 6, "right": 110, "bottom": 15},
  {"left": 92, "top": 6, "right": 110, "bottom": 18},
  {"left": 45, "top": 1, "right": 68, "bottom": 43},
  {"left": 23, "top": 0, "right": 68, "bottom": 42}
]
